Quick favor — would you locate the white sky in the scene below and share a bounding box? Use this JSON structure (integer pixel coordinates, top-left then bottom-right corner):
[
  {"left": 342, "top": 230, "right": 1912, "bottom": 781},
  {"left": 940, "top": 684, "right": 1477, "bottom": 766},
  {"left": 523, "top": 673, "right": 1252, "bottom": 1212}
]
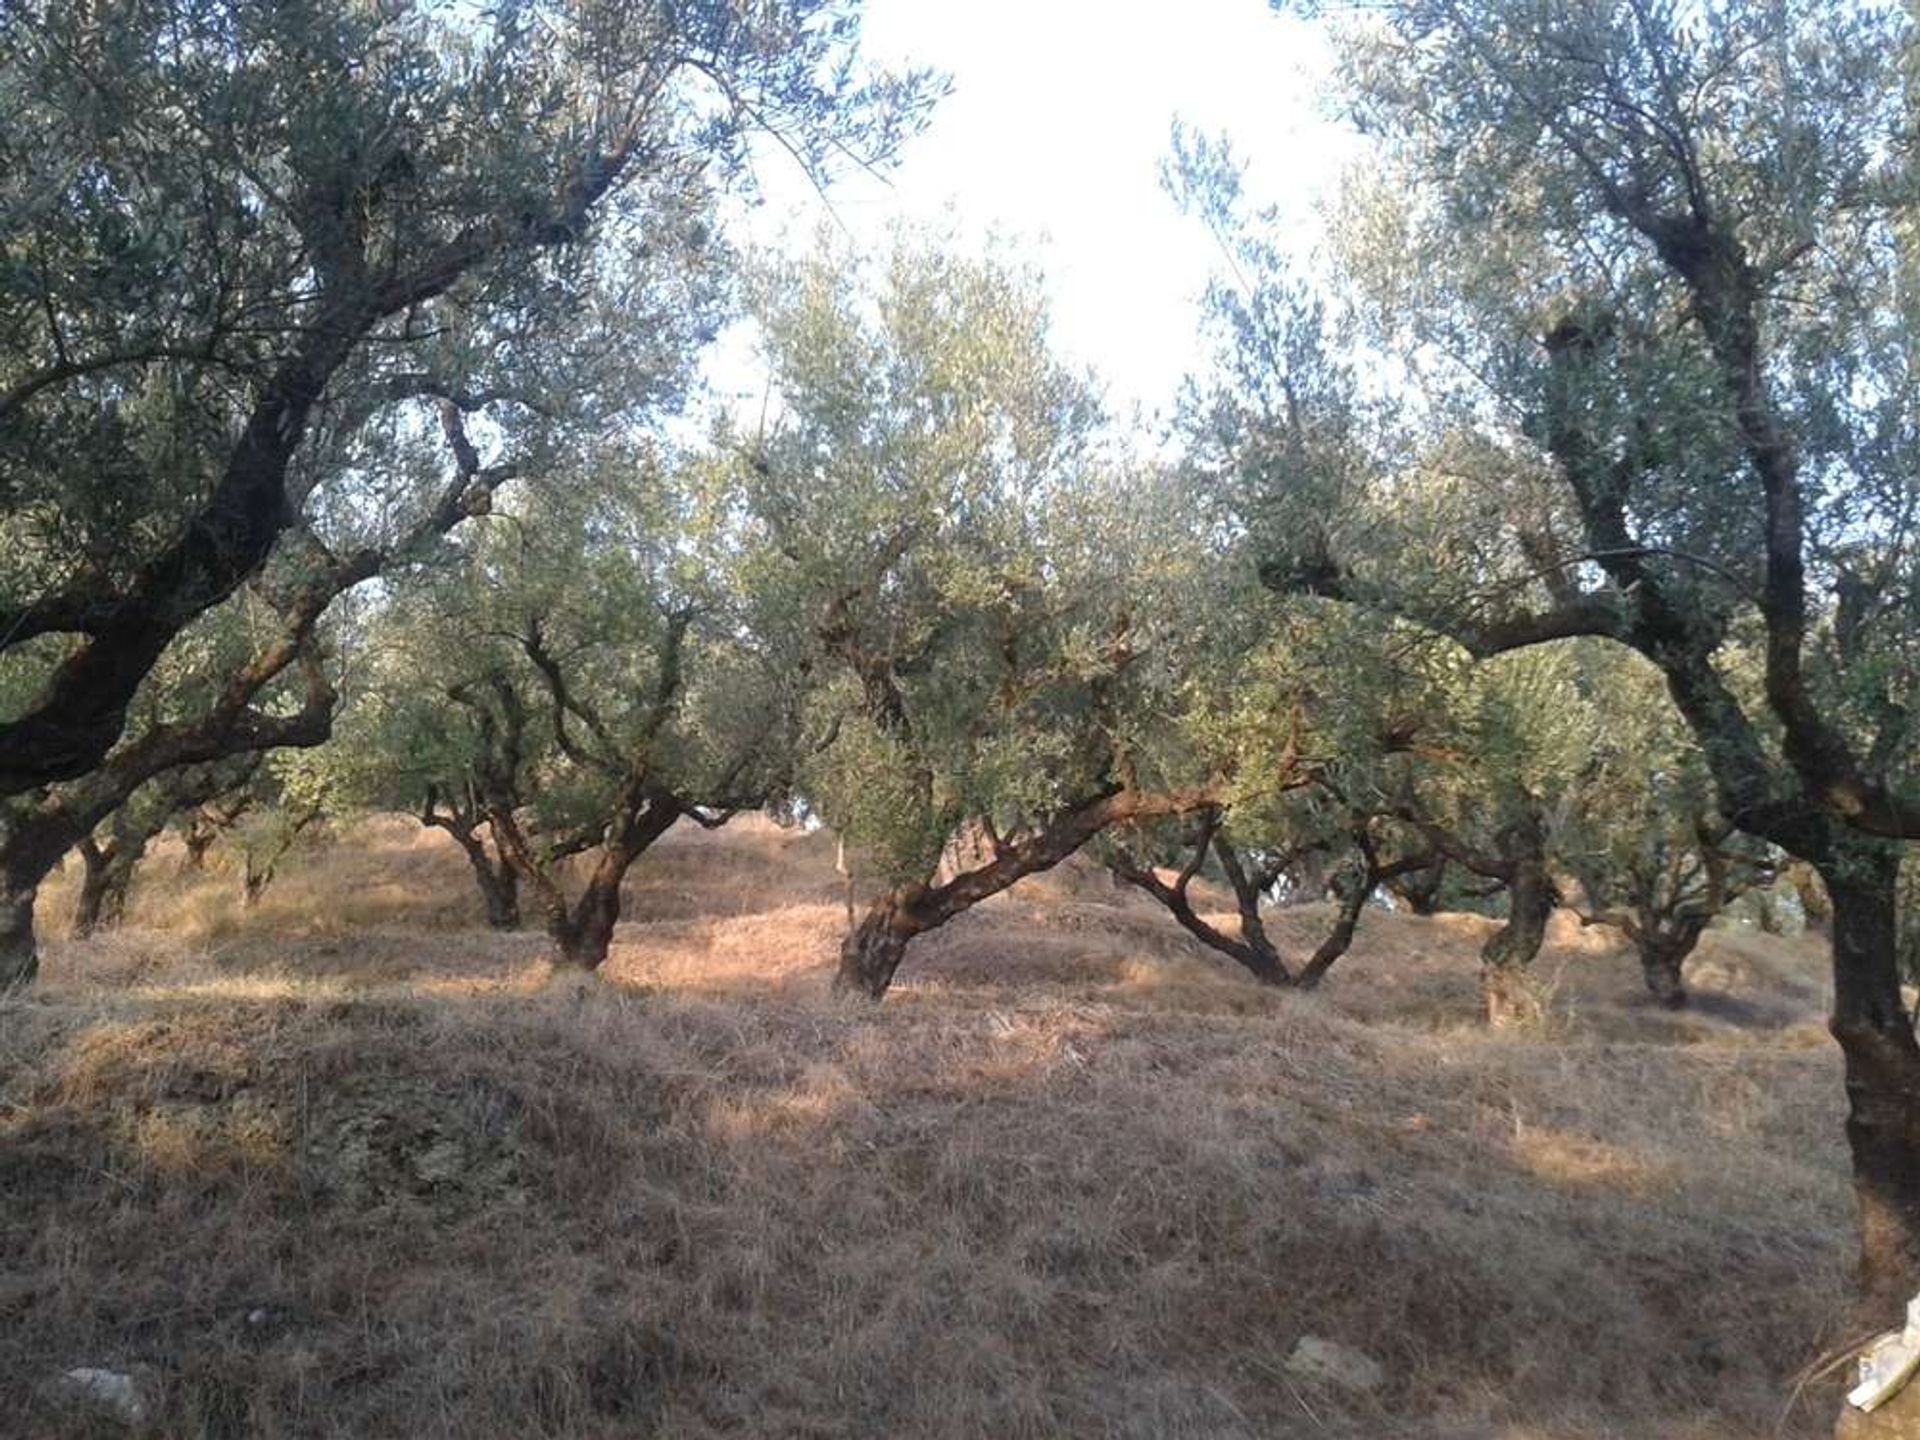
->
[{"left": 709, "top": 0, "right": 1357, "bottom": 430}]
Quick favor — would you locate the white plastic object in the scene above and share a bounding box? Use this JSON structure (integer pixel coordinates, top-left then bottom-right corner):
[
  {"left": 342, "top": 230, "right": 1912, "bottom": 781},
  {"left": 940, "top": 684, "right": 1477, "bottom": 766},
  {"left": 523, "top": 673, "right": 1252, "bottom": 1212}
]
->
[{"left": 1849, "top": 1294, "right": 1920, "bottom": 1412}]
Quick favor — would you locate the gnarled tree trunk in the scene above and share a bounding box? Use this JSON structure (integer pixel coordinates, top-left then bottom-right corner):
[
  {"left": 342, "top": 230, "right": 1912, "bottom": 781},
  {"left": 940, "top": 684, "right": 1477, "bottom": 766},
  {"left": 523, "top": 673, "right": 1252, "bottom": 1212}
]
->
[
  {"left": 1297, "top": 859, "right": 1380, "bottom": 990},
  {"left": 3, "top": 754, "right": 278, "bottom": 986},
  {"left": 492, "top": 787, "right": 682, "bottom": 974},
  {"left": 1, "top": 808, "right": 93, "bottom": 988},
  {"left": 423, "top": 792, "right": 522, "bottom": 930},
  {"left": 181, "top": 779, "right": 257, "bottom": 872},
  {"left": 471, "top": 846, "right": 520, "bottom": 931},
  {"left": 1825, "top": 844, "right": 1920, "bottom": 1320},
  {"left": 75, "top": 762, "right": 262, "bottom": 936},
  {"left": 72, "top": 838, "right": 138, "bottom": 937},
  {"left": 836, "top": 783, "right": 1224, "bottom": 1000},
  {"left": 241, "top": 805, "right": 322, "bottom": 909},
  {"left": 837, "top": 891, "right": 920, "bottom": 999},
  {"left": 1109, "top": 805, "right": 1442, "bottom": 993},
  {"left": 1105, "top": 814, "right": 1289, "bottom": 986},
  {"left": 1388, "top": 856, "right": 1449, "bottom": 916},
  {"left": 1400, "top": 803, "right": 1556, "bottom": 1026},
  {"left": 1479, "top": 816, "right": 1556, "bottom": 1028},
  {"left": 1636, "top": 912, "right": 1711, "bottom": 1009},
  {"left": 545, "top": 847, "right": 635, "bottom": 971}
]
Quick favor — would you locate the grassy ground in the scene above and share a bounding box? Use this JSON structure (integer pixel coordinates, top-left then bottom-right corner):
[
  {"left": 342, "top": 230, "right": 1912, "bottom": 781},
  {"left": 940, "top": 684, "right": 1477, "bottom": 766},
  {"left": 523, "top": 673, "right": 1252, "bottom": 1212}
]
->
[{"left": 2, "top": 817, "right": 1858, "bottom": 1437}]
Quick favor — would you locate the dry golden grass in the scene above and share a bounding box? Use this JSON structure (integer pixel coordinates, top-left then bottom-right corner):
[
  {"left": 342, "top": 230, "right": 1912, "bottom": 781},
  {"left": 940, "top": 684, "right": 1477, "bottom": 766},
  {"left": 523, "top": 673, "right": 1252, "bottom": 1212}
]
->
[{"left": 4, "top": 817, "right": 1854, "bottom": 1437}]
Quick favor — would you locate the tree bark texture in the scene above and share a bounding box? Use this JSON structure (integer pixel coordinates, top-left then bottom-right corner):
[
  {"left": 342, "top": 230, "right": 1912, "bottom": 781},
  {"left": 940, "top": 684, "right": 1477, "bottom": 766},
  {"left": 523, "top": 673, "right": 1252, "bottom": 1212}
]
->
[
  {"left": 1478, "top": 815, "right": 1556, "bottom": 1028},
  {"left": 1826, "top": 846, "right": 1920, "bottom": 1318}
]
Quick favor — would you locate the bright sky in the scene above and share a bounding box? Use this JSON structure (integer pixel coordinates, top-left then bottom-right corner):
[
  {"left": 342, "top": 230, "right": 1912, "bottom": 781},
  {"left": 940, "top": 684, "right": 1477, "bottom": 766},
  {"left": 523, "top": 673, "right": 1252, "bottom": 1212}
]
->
[{"left": 712, "top": 0, "right": 1357, "bottom": 428}]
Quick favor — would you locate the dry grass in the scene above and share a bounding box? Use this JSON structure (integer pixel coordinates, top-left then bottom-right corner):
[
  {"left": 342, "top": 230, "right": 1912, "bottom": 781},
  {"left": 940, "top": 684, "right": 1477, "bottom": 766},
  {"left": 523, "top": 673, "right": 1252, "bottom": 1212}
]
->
[{"left": 4, "top": 817, "right": 1855, "bottom": 1437}]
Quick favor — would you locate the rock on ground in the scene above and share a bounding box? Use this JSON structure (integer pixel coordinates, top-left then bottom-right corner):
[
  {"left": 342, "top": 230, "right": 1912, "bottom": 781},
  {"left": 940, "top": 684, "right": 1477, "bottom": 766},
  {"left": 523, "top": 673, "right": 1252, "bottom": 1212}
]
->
[
  {"left": 1284, "top": 1335, "right": 1385, "bottom": 1394},
  {"left": 56, "top": 1366, "right": 149, "bottom": 1426}
]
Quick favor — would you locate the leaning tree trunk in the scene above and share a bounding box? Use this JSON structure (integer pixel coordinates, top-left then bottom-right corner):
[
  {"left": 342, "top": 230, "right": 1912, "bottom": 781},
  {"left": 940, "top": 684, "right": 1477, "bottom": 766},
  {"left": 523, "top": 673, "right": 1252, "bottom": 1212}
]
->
[
  {"left": 1298, "top": 844, "right": 1438, "bottom": 990},
  {"left": 181, "top": 778, "right": 257, "bottom": 872},
  {"left": 833, "top": 785, "right": 1227, "bottom": 999},
  {"left": 837, "top": 890, "right": 921, "bottom": 999},
  {"left": 1297, "top": 865, "right": 1379, "bottom": 990},
  {"left": 240, "top": 805, "right": 322, "bottom": 909},
  {"left": 1210, "top": 835, "right": 1292, "bottom": 984},
  {"left": 1106, "top": 822, "right": 1293, "bottom": 987}
]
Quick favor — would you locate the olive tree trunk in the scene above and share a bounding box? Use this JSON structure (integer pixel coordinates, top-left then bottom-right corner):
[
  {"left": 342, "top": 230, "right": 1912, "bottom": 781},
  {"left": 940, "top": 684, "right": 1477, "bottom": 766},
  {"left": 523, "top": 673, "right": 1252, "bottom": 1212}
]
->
[
  {"left": 1104, "top": 815, "right": 1290, "bottom": 986},
  {"left": 1388, "top": 857, "right": 1449, "bottom": 916},
  {"left": 471, "top": 847, "right": 520, "bottom": 931},
  {"left": 838, "top": 891, "right": 919, "bottom": 998},
  {"left": 72, "top": 839, "right": 138, "bottom": 937},
  {"left": 544, "top": 853, "right": 632, "bottom": 971},
  {"left": 491, "top": 787, "right": 683, "bottom": 973},
  {"left": 436, "top": 814, "right": 521, "bottom": 929},
  {"left": 0, "top": 881, "right": 37, "bottom": 990},
  {"left": 1296, "top": 860, "right": 1381, "bottom": 990},
  {"left": 836, "top": 783, "right": 1224, "bottom": 1000},
  {"left": 1636, "top": 913, "right": 1711, "bottom": 1009},
  {"left": 1825, "top": 846, "right": 1920, "bottom": 1323},
  {"left": 182, "top": 824, "right": 220, "bottom": 872},
  {"left": 1480, "top": 843, "right": 1555, "bottom": 1028},
  {"left": 0, "top": 809, "right": 87, "bottom": 989}
]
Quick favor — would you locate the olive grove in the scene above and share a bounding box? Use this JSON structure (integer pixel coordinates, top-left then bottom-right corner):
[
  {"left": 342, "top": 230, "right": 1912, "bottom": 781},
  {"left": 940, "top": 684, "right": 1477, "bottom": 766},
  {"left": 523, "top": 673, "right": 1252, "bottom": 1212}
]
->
[
  {"left": 11, "top": 2, "right": 1920, "bottom": 1427},
  {"left": 0, "top": 0, "right": 935, "bottom": 983},
  {"left": 1187, "top": 0, "right": 1920, "bottom": 1366}
]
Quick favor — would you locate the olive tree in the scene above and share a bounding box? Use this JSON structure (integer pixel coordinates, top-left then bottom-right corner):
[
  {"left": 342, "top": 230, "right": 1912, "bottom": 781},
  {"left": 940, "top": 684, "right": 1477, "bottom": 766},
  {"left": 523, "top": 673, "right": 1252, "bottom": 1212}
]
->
[
  {"left": 70, "top": 757, "right": 258, "bottom": 935},
  {"left": 1560, "top": 651, "right": 1777, "bottom": 1007},
  {"left": 1090, "top": 580, "right": 1441, "bottom": 990},
  {"left": 1103, "top": 788, "right": 1436, "bottom": 990},
  {"left": 734, "top": 240, "right": 1244, "bottom": 999},
  {"left": 332, "top": 669, "right": 526, "bottom": 930},
  {"left": 355, "top": 454, "right": 793, "bottom": 970},
  {"left": 1346, "top": 639, "right": 1609, "bottom": 1024},
  {"left": 0, "top": 0, "right": 934, "bottom": 986},
  {"left": 1208, "top": 0, "right": 1920, "bottom": 1343}
]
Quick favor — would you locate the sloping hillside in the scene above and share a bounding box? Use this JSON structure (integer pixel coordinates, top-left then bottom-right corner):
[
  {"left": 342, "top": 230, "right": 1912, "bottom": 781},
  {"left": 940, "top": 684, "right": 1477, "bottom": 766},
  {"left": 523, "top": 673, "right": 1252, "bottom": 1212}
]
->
[{"left": 4, "top": 818, "right": 1854, "bottom": 1438}]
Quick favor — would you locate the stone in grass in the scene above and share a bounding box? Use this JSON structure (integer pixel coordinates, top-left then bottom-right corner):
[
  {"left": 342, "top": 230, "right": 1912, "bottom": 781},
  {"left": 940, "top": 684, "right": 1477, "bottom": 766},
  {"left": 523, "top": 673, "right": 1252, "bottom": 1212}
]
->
[
  {"left": 1284, "top": 1335, "right": 1386, "bottom": 1394},
  {"left": 56, "top": 1367, "right": 150, "bottom": 1426}
]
